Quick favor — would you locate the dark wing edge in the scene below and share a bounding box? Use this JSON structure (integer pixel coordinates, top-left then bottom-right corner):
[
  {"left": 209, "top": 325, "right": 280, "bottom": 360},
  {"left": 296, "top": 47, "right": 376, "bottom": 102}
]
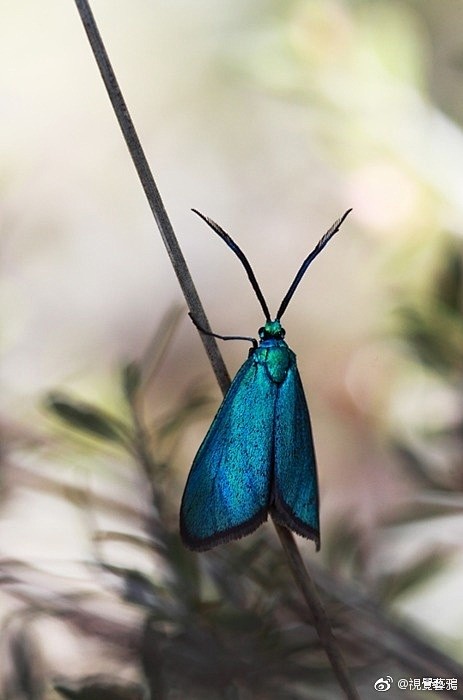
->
[
  {"left": 180, "top": 508, "right": 268, "bottom": 552},
  {"left": 270, "top": 506, "right": 320, "bottom": 551}
]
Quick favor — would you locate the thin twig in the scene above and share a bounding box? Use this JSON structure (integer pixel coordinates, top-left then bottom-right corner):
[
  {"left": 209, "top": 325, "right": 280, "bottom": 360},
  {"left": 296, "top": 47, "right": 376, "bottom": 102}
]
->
[
  {"left": 275, "top": 525, "right": 360, "bottom": 700},
  {"left": 73, "top": 0, "right": 230, "bottom": 396},
  {"left": 72, "top": 2, "right": 359, "bottom": 697}
]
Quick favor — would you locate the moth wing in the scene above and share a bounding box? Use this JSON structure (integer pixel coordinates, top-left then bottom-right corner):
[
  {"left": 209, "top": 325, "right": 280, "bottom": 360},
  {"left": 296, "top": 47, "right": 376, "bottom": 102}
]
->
[
  {"left": 272, "top": 360, "right": 320, "bottom": 549},
  {"left": 180, "top": 355, "right": 277, "bottom": 551}
]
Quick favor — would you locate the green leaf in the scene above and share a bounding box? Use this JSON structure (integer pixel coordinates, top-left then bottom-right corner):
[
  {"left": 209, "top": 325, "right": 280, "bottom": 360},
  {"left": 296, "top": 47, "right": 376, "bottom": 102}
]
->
[
  {"left": 54, "top": 676, "right": 144, "bottom": 700},
  {"left": 44, "top": 392, "right": 126, "bottom": 443},
  {"left": 101, "top": 563, "right": 160, "bottom": 608},
  {"left": 376, "top": 549, "right": 450, "bottom": 604},
  {"left": 121, "top": 361, "right": 141, "bottom": 401},
  {"left": 8, "top": 626, "right": 45, "bottom": 700},
  {"left": 396, "top": 304, "right": 463, "bottom": 373},
  {"left": 433, "top": 239, "right": 463, "bottom": 314}
]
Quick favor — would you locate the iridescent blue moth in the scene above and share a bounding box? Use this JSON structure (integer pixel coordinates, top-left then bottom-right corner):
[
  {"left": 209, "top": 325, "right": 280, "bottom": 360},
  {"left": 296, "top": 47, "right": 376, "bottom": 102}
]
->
[{"left": 180, "top": 209, "right": 351, "bottom": 551}]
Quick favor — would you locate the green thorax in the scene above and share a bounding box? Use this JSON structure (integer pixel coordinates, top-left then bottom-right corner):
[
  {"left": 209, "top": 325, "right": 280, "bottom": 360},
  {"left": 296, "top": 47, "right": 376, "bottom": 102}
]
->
[{"left": 254, "top": 319, "right": 294, "bottom": 384}]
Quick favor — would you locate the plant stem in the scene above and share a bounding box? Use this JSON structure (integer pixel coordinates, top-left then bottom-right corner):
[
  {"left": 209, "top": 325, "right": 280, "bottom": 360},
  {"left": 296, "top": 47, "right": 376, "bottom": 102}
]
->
[
  {"left": 275, "top": 524, "right": 360, "bottom": 700},
  {"left": 73, "top": 0, "right": 230, "bottom": 396},
  {"left": 72, "top": 2, "right": 359, "bottom": 697}
]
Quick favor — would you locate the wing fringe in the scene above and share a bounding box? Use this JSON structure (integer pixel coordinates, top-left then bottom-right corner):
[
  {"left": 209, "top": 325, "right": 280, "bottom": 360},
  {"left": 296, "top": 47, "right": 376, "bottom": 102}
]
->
[
  {"left": 180, "top": 507, "right": 268, "bottom": 551},
  {"left": 270, "top": 498, "right": 320, "bottom": 551}
]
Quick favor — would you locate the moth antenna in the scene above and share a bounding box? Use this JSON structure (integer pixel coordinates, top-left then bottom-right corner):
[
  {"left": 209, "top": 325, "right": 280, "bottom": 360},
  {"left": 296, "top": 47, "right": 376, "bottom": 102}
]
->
[
  {"left": 276, "top": 209, "right": 352, "bottom": 320},
  {"left": 192, "top": 209, "right": 271, "bottom": 322}
]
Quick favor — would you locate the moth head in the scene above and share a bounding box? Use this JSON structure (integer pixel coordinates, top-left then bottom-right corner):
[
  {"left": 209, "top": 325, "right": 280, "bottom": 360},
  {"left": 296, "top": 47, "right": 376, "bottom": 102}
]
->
[{"left": 259, "top": 320, "right": 286, "bottom": 340}]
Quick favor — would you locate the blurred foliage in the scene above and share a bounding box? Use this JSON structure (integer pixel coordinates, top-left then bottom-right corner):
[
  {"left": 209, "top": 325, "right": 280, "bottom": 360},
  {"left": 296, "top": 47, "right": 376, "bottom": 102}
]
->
[
  {"left": 54, "top": 676, "right": 145, "bottom": 700},
  {"left": 389, "top": 233, "right": 463, "bottom": 504},
  {"left": 395, "top": 236, "right": 463, "bottom": 375},
  {"left": 2, "top": 622, "right": 47, "bottom": 700},
  {"left": 2, "top": 299, "right": 463, "bottom": 699},
  {"left": 45, "top": 393, "right": 129, "bottom": 446}
]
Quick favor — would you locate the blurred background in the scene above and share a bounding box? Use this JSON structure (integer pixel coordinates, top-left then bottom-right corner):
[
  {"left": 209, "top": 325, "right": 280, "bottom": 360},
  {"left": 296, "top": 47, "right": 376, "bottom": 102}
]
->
[{"left": 2, "top": 1, "right": 463, "bottom": 698}]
